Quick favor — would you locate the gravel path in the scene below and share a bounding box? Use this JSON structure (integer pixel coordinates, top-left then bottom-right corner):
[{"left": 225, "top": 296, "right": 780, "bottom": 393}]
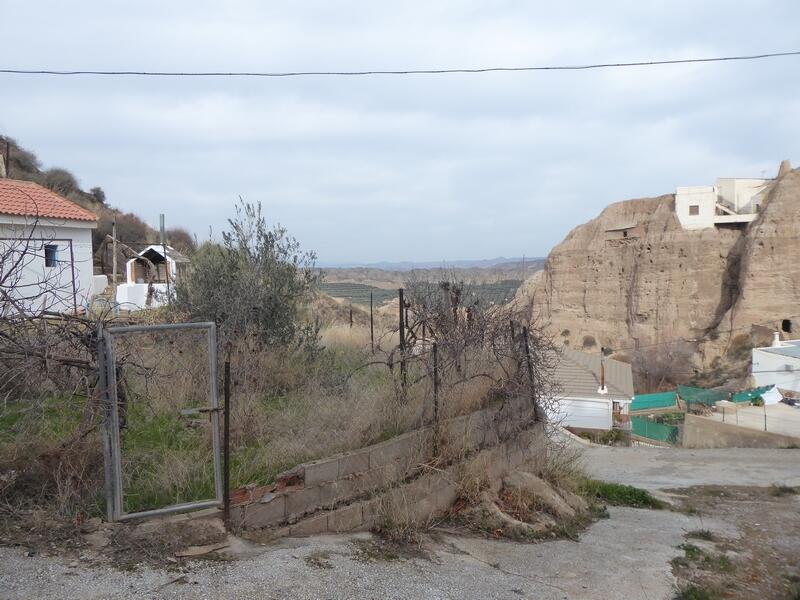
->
[{"left": 2, "top": 447, "right": 797, "bottom": 600}]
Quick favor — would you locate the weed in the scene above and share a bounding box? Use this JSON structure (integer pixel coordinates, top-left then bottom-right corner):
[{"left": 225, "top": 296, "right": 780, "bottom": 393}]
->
[
  {"left": 673, "top": 583, "right": 723, "bottom": 600},
  {"left": 770, "top": 485, "right": 798, "bottom": 497},
  {"left": 580, "top": 479, "right": 665, "bottom": 509},
  {"left": 673, "top": 543, "right": 734, "bottom": 573},
  {"left": 304, "top": 550, "right": 334, "bottom": 569},
  {"left": 686, "top": 529, "right": 715, "bottom": 542}
]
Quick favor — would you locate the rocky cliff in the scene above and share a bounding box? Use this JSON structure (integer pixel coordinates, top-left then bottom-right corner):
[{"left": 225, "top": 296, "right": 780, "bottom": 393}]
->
[{"left": 520, "top": 164, "right": 799, "bottom": 374}]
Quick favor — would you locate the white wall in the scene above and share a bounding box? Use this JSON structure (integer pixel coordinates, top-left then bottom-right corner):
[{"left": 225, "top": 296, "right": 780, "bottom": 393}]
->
[
  {"left": 752, "top": 347, "right": 800, "bottom": 393},
  {"left": 716, "top": 178, "right": 768, "bottom": 213},
  {"left": 675, "top": 186, "right": 717, "bottom": 230},
  {"left": 552, "top": 397, "right": 613, "bottom": 431},
  {"left": 0, "top": 216, "right": 95, "bottom": 313},
  {"left": 116, "top": 282, "right": 170, "bottom": 309}
]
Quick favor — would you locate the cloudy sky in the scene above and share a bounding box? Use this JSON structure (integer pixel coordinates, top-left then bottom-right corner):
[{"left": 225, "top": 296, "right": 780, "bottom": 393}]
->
[{"left": 1, "top": 2, "right": 798, "bottom": 264}]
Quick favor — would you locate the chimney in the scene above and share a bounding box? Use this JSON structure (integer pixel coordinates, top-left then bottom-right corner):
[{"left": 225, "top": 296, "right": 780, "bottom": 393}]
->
[
  {"left": 598, "top": 347, "right": 608, "bottom": 394},
  {"left": 772, "top": 331, "right": 783, "bottom": 348},
  {"left": 0, "top": 154, "right": 5, "bottom": 179}
]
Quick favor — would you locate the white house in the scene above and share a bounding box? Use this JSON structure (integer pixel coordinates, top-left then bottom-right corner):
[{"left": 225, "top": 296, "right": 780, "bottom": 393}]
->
[
  {"left": 675, "top": 177, "right": 770, "bottom": 230},
  {"left": 115, "top": 244, "right": 190, "bottom": 309},
  {"left": 752, "top": 333, "right": 800, "bottom": 395},
  {"left": 549, "top": 348, "right": 634, "bottom": 431},
  {"left": 0, "top": 177, "right": 97, "bottom": 314}
]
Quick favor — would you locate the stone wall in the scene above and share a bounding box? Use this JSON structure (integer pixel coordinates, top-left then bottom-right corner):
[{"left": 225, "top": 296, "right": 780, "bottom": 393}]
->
[
  {"left": 231, "top": 396, "right": 543, "bottom": 536},
  {"left": 682, "top": 413, "right": 800, "bottom": 449}
]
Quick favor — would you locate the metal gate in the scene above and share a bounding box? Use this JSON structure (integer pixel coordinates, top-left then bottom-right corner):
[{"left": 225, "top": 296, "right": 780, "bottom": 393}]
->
[{"left": 99, "top": 322, "right": 222, "bottom": 521}]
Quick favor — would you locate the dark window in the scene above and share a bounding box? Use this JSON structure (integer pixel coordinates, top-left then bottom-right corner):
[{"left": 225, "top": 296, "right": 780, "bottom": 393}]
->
[
  {"left": 782, "top": 319, "right": 792, "bottom": 333},
  {"left": 622, "top": 230, "right": 628, "bottom": 238},
  {"left": 689, "top": 205, "right": 700, "bottom": 216},
  {"left": 44, "top": 244, "right": 58, "bottom": 268}
]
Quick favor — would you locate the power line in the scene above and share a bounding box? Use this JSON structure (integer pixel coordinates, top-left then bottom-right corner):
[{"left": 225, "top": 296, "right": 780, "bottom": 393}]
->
[{"left": 1, "top": 50, "right": 799, "bottom": 78}]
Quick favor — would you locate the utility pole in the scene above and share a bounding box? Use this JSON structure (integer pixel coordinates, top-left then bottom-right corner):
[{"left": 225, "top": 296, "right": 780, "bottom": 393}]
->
[
  {"left": 159, "top": 213, "right": 170, "bottom": 301},
  {"left": 112, "top": 216, "right": 118, "bottom": 315}
]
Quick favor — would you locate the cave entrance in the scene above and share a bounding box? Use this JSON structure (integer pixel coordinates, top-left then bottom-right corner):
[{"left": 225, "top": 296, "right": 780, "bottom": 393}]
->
[{"left": 781, "top": 319, "right": 792, "bottom": 334}]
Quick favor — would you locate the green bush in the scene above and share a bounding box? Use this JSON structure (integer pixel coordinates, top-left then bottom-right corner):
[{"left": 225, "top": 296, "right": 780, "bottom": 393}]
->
[{"left": 580, "top": 479, "right": 665, "bottom": 509}]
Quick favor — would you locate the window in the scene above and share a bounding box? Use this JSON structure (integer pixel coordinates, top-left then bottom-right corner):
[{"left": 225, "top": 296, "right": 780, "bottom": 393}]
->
[
  {"left": 689, "top": 205, "right": 699, "bottom": 216},
  {"left": 782, "top": 319, "right": 792, "bottom": 334},
  {"left": 44, "top": 244, "right": 58, "bottom": 268}
]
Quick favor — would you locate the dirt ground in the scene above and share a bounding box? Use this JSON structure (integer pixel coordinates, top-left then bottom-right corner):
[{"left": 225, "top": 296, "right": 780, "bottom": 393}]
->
[{"left": 1, "top": 446, "right": 798, "bottom": 599}]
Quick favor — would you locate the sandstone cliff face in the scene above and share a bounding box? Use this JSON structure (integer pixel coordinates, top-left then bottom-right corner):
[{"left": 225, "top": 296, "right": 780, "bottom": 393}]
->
[{"left": 522, "top": 166, "right": 800, "bottom": 368}]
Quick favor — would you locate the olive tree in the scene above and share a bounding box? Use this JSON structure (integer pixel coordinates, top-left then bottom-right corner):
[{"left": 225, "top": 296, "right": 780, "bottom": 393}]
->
[{"left": 175, "top": 200, "right": 318, "bottom": 347}]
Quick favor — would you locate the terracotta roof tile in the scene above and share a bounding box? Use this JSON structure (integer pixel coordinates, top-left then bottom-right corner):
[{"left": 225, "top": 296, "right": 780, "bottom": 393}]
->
[{"left": 0, "top": 179, "right": 97, "bottom": 223}]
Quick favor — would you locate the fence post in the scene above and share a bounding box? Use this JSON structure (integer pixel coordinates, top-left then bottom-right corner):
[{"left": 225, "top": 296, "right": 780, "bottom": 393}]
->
[
  {"left": 370, "top": 291, "right": 374, "bottom": 354},
  {"left": 349, "top": 303, "right": 353, "bottom": 329},
  {"left": 223, "top": 359, "right": 231, "bottom": 529},
  {"left": 433, "top": 342, "right": 439, "bottom": 454},
  {"left": 521, "top": 326, "right": 538, "bottom": 421},
  {"left": 97, "top": 322, "right": 115, "bottom": 523},
  {"left": 398, "top": 288, "right": 407, "bottom": 389}
]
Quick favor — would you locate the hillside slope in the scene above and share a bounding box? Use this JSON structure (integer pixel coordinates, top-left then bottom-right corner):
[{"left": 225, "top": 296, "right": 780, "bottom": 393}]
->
[{"left": 520, "top": 164, "right": 799, "bottom": 374}]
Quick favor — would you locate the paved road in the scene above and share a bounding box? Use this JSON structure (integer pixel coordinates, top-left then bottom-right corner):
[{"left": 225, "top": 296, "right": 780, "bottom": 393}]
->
[{"left": 2, "top": 446, "right": 797, "bottom": 600}]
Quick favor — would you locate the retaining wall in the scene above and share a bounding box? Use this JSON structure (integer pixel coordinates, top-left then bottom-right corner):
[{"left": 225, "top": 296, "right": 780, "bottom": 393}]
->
[
  {"left": 682, "top": 413, "right": 800, "bottom": 449},
  {"left": 231, "top": 396, "right": 543, "bottom": 536}
]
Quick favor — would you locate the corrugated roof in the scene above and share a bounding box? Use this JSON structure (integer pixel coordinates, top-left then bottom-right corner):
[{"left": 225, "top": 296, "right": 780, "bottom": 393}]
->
[
  {"left": 0, "top": 179, "right": 97, "bottom": 222},
  {"left": 552, "top": 347, "right": 634, "bottom": 402}
]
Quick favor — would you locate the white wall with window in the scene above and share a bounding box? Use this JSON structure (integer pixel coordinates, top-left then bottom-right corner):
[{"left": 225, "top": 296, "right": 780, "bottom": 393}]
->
[{"left": 0, "top": 216, "right": 95, "bottom": 313}]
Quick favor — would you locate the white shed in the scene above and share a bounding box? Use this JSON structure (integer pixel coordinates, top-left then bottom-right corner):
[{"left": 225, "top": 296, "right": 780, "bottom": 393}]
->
[
  {"left": 115, "top": 244, "right": 190, "bottom": 309},
  {"left": 752, "top": 334, "right": 800, "bottom": 395},
  {"left": 0, "top": 178, "right": 97, "bottom": 314}
]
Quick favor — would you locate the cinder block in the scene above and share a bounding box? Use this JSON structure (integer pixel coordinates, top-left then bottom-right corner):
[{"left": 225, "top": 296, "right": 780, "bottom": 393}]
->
[
  {"left": 242, "top": 494, "right": 286, "bottom": 528},
  {"left": 327, "top": 503, "right": 363, "bottom": 533},
  {"left": 360, "top": 498, "right": 381, "bottom": 526},
  {"left": 304, "top": 457, "right": 340, "bottom": 486},
  {"left": 338, "top": 450, "right": 370, "bottom": 477},
  {"left": 289, "top": 513, "right": 328, "bottom": 537},
  {"left": 368, "top": 431, "right": 421, "bottom": 470},
  {"left": 353, "top": 464, "right": 398, "bottom": 495},
  {"left": 285, "top": 485, "right": 321, "bottom": 520},
  {"left": 318, "top": 478, "right": 359, "bottom": 507}
]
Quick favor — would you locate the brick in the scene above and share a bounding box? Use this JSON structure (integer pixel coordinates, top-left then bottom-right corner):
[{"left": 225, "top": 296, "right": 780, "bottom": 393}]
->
[
  {"left": 242, "top": 494, "right": 286, "bottom": 528},
  {"left": 338, "top": 450, "right": 370, "bottom": 477},
  {"left": 327, "top": 503, "right": 363, "bottom": 533},
  {"left": 304, "top": 457, "right": 340, "bottom": 486},
  {"left": 286, "top": 486, "right": 321, "bottom": 520},
  {"left": 289, "top": 513, "right": 328, "bottom": 537}
]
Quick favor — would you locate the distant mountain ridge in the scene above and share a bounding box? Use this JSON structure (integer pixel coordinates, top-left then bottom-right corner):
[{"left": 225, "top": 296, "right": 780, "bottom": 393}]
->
[{"left": 320, "top": 256, "right": 543, "bottom": 270}]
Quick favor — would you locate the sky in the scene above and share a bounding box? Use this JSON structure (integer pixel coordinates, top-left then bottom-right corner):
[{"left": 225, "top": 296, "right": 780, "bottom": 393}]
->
[{"left": 1, "top": 1, "right": 799, "bottom": 264}]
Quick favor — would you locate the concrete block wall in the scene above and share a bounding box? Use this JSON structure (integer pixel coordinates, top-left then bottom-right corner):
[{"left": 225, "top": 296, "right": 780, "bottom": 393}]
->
[
  {"left": 683, "top": 414, "right": 800, "bottom": 449},
  {"left": 239, "top": 426, "right": 544, "bottom": 540},
  {"left": 231, "top": 396, "right": 539, "bottom": 533}
]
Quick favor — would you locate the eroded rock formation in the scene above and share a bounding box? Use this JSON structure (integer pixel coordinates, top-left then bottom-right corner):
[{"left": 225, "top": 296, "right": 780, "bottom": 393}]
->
[{"left": 520, "top": 164, "right": 800, "bottom": 371}]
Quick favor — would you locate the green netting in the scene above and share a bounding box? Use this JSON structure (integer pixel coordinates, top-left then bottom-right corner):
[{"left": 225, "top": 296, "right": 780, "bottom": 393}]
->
[
  {"left": 731, "top": 385, "right": 773, "bottom": 404},
  {"left": 631, "top": 391, "right": 677, "bottom": 412},
  {"left": 631, "top": 416, "right": 680, "bottom": 444},
  {"left": 677, "top": 385, "right": 727, "bottom": 407}
]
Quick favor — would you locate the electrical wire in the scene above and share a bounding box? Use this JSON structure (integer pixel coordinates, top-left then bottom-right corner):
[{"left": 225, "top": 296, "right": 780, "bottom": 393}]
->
[{"left": 1, "top": 51, "right": 799, "bottom": 78}]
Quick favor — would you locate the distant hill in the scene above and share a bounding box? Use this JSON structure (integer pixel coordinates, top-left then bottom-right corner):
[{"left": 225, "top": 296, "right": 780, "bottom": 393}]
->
[
  {"left": 322, "top": 258, "right": 545, "bottom": 290},
  {"left": 321, "top": 256, "right": 543, "bottom": 270}
]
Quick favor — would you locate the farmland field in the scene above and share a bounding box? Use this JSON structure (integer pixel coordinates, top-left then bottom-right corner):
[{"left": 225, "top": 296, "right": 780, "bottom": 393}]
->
[{"left": 319, "top": 280, "right": 523, "bottom": 306}]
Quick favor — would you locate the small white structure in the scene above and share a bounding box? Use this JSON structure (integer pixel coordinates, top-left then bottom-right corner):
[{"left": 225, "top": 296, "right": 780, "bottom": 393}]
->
[
  {"left": 675, "top": 177, "right": 770, "bottom": 230},
  {"left": 752, "top": 333, "right": 800, "bottom": 395},
  {"left": 115, "top": 244, "right": 190, "bottom": 309},
  {"left": 550, "top": 348, "right": 634, "bottom": 431},
  {"left": 0, "top": 178, "right": 97, "bottom": 314}
]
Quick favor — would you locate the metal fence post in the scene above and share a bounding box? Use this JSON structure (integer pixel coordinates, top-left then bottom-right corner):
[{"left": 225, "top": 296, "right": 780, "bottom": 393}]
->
[
  {"left": 97, "top": 322, "right": 115, "bottom": 522},
  {"left": 223, "top": 359, "right": 231, "bottom": 529},
  {"left": 522, "top": 326, "right": 538, "bottom": 421},
  {"left": 433, "top": 342, "right": 439, "bottom": 453}
]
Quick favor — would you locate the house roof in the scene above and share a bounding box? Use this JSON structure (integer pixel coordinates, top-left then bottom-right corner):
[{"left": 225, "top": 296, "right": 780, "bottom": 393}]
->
[
  {"left": 0, "top": 179, "right": 96, "bottom": 223},
  {"left": 552, "top": 347, "right": 634, "bottom": 402},
  {"left": 760, "top": 343, "right": 800, "bottom": 360},
  {"left": 139, "top": 244, "right": 191, "bottom": 263}
]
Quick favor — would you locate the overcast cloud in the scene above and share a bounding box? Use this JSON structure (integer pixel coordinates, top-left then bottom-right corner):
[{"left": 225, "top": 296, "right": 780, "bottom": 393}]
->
[{"left": 1, "top": 1, "right": 798, "bottom": 263}]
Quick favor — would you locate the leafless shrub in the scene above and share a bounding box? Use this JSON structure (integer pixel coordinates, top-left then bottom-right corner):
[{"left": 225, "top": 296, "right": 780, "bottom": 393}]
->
[{"left": 630, "top": 340, "right": 695, "bottom": 392}]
